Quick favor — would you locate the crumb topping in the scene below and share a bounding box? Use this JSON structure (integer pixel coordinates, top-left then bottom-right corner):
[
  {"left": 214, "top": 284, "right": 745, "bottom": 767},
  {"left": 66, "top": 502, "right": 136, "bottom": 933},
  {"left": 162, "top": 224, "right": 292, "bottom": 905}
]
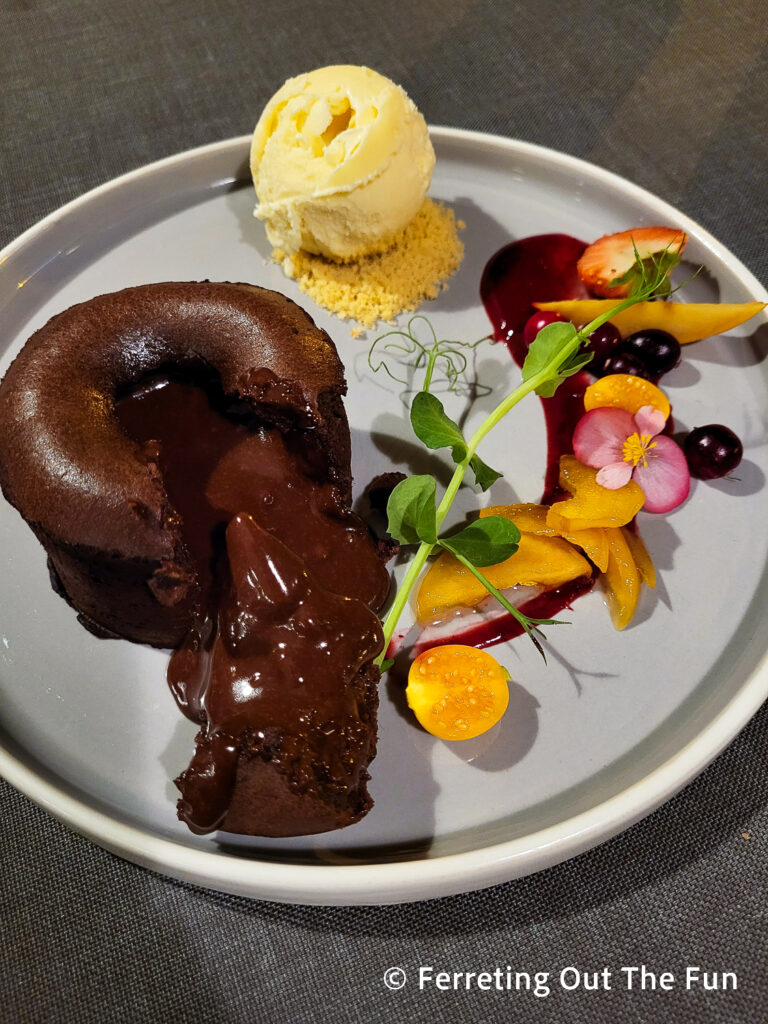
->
[{"left": 274, "top": 199, "right": 464, "bottom": 329}]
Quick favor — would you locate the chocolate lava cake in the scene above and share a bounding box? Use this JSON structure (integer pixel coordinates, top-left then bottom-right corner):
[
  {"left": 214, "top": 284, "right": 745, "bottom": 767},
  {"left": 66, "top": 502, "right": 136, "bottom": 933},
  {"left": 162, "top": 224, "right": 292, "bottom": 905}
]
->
[{"left": 0, "top": 282, "right": 390, "bottom": 836}]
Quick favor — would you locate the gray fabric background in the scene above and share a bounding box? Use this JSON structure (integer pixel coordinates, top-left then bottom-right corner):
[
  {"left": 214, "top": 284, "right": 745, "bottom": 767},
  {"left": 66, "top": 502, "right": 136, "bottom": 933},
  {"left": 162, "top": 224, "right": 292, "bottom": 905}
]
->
[{"left": 1, "top": 0, "right": 766, "bottom": 1021}]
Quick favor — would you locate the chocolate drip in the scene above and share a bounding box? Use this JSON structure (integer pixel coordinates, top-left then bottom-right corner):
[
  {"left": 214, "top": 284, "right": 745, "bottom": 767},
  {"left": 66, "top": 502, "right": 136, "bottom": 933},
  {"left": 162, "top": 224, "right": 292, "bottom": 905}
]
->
[
  {"left": 173, "top": 514, "right": 382, "bottom": 833},
  {"left": 116, "top": 372, "right": 387, "bottom": 835}
]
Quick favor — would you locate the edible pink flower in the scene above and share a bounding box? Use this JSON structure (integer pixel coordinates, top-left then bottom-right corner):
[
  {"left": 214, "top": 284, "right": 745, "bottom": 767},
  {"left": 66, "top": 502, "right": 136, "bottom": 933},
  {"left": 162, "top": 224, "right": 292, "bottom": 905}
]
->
[{"left": 573, "top": 404, "right": 690, "bottom": 513}]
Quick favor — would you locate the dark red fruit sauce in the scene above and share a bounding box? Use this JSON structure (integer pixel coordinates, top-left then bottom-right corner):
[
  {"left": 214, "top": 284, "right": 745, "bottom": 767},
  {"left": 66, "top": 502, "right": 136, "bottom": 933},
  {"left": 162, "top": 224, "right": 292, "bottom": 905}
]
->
[
  {"left": 422, "top": 234, "right": 598, "bottom": 651},
  {"left": 481, "top": 232, "right": 591, "bottom": 503}
]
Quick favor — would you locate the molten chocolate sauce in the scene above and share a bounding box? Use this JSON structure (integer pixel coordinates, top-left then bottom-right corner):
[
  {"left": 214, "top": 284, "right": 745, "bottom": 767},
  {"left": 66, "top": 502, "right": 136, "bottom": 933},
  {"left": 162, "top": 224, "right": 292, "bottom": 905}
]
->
[
  {"left": 436, "top": 233, "right": 598, "bottom": 649},
  {"left": 116, "top": 373, "right": 387, "bottom": 833},
  {"left": 171, "top": 514, "right": 382, "bottom": 832}
]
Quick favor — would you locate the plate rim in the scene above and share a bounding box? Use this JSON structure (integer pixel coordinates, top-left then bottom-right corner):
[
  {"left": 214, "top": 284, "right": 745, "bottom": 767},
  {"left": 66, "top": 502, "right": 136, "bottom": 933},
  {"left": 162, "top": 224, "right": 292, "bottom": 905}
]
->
[{"left": 1, "top": 126, "right": 766, "bottom": 906}]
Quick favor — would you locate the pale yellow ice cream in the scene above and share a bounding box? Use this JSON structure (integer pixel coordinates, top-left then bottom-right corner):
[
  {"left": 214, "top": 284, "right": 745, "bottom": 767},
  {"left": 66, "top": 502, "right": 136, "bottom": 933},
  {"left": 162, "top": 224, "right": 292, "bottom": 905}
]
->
[{"left": 250, "top": 65, "right": 435, "bottom": 261}]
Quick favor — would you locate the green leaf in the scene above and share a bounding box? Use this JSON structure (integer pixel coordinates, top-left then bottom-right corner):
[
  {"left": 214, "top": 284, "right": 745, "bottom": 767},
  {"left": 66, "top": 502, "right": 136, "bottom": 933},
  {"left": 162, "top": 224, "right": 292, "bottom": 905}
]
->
[
  {"left": 521, "top": 321, "right": 579, "bottom": 385},
  {"left": 534, "top": 350, "right": 594, "bottom": 397},
  {"left": 386, "top": 475, "right": 438, "bottom": 546},
  {"left": 379, "top": 658, "right": 395, "bottom": 672},
  {"left": 439, "top": 516, "right": 520, "bottom": 567},
  {"left": 410, "top": 391, "right": 467, "bottom": 464},
  {"left": 469, "top": 453, "right": 502, "bottom": 491}
]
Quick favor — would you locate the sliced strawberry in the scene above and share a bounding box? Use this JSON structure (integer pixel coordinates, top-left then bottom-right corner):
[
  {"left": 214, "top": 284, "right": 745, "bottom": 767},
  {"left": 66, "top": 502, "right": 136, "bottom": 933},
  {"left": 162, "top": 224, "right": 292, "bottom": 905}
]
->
[{"left": 577, "top": 227, "right": 687, "bottom": 298}]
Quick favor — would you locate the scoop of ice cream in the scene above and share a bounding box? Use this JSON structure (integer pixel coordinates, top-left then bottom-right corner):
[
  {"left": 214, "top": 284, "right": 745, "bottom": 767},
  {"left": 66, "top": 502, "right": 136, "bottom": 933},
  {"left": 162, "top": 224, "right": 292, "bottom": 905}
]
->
[{"left": 250, "top": 65, "right": 435, "bottom": 261}]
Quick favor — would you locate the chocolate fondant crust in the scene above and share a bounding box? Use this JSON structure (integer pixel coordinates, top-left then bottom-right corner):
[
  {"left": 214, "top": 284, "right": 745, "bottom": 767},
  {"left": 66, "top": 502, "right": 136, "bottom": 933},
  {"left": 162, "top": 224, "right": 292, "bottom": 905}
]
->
[
  {"left": 0, "top": 282, "right": 352, "bottom": 646},
  {"left": 0, "top": 282, "right": 389, "bottom": 837}
]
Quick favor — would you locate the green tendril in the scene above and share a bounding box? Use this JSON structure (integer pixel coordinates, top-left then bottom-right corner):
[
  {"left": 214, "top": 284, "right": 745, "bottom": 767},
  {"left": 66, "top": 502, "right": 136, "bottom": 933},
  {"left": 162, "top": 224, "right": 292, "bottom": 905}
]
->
[{"left": 367, "top": 315, "right": 490, "bottom": 393}]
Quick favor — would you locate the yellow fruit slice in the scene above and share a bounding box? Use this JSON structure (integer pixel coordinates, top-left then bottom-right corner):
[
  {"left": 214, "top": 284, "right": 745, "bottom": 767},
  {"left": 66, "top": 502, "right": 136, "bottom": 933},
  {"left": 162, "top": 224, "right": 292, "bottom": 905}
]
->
[
  {"left": 532, "top": 300, "right": 765, "bottom": 345},
  {"left": 406, "top": 645, "right": 510, "bottom": 741},
  {"left": 602, "top": 527, "right": 641, "bottom": 630},
  {"left": 560, "top": 527, "right": 610, "bottom": 572},
  {"left": 416, "top": 531, "right": 591, "bottom": 622},
  {"left": 481, "top": 503, "right": 609, "bottom": 571},
  {"left": 546, "top": 456, "right": 645, "bottom": 531},
  {"left": 479, "top": 503, "right": 556, "bottom": 535},
  {"left": 584, "top": 374, "right": 670, "bottom": 418},
  {"left": 623, "top": 527, "right": 656, "bottom": 588}
]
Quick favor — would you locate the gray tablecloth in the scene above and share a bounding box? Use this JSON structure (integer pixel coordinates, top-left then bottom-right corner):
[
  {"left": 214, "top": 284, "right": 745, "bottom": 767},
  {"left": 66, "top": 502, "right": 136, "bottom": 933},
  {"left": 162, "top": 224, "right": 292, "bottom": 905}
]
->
[{"left": 1, "top": 1, "right": 766, "bottom": 1021}]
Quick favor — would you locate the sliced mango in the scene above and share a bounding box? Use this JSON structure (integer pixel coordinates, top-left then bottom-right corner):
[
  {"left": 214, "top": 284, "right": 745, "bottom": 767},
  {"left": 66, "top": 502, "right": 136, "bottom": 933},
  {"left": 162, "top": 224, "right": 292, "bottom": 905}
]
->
[
  {"left": 624, "top": 527, "right": 656, "bottom": 588},
  {"left": 479, "top": 502, "right": 556, "bottom": 535},
  {"left": 416, "top": 532, "right": 591, "bottom": 623},
  {"left": 560, "top": 527, "right": 610, "bottom": 572},
  {"left": 546, "top": 456, "right": 645, "bottom": 531},
  {"left": 601, "top": 527, "right": 641, "bottom": 630},
  {"left": 532, "top": 299, "right": 765, "bottom": 345},
  {"left": 584, "top": 374, "right": 670, "bottom": 418},
  {"left": 419, "top": 492, "right": 653, "bottom": 628},
  {"left": 481, "top": 502, "right": 609, "bottom": 571}
]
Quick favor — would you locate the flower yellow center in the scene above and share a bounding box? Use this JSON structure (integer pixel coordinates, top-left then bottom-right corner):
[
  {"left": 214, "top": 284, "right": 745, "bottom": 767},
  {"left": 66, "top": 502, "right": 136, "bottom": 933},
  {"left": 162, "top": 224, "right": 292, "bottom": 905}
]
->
[{"left": 622, "top": 432, "right": 657, "bottom": 468}]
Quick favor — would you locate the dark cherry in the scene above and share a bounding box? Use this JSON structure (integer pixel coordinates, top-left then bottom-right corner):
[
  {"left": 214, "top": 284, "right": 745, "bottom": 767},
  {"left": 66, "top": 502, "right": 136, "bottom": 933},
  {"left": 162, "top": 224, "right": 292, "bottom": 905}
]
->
[
  {"left": 622, "top": 329, "right": 681, "bottom": 379},
  {"left": 586, "top": 322, "right": 622, "bottom": 365},
  {"left": 684, "top": 424, "right": 743, "bottom": 479},
  {"left": 597, "top": 352, "right": 653, "bottom": 379},
  {"left": 523, "top": 310, "right": 566, "bottom": 346}
]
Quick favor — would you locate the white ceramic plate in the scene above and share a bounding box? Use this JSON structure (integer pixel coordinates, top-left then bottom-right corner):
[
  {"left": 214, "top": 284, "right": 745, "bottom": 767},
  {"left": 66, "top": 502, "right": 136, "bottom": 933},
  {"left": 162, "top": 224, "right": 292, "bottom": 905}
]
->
[{"left": 1, "top": 130, "right": 766, "bottom": 906}]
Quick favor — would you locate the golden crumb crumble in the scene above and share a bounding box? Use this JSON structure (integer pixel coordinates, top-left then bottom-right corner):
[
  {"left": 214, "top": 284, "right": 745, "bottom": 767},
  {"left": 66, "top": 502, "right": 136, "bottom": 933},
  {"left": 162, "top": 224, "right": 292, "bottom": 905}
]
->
[{"left": 275, "top": 199, "right": 464, "bottom": 329}]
